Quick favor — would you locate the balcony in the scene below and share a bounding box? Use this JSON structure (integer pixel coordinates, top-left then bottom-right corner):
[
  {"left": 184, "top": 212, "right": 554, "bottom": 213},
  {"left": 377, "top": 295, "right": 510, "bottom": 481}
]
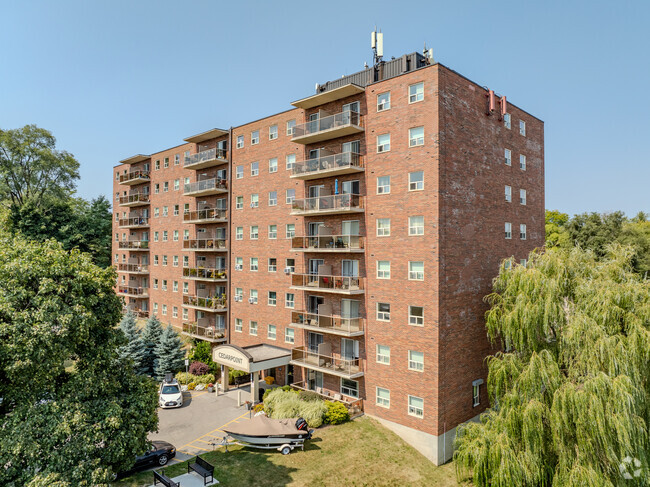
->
[
  {"left": 119, "top": 170, "right": 150, "bottom": 185},
  {"left": 184, "top": 178, "right": 228, "bottom": 197},
  {"left": 117, "top": 263, "right": 149, "bottom": 274},
  {"left": 118, "top": 216, "right": 149, "bottom": 228},
  {"left": 183, "top": 239, "right": 227, "bottom": 252},
  {"left": 290, "top": 346, "right": 363, "bottom": 379},
  {"left": 290, "top": 194, "right": 364, "bottom": 216},
  {"left": 291, "top": 152, "right": 364, "bottom": 180},
  {"left": 290, "top": 310, "right": 364, "bottom": 337},
  {"left": 118, "top": 240, "right": 149, "bottom": 251},
  {"left": 180, "top": 322, "right": 227, "bottom": 343},
  {"left": 290, "top": 274, "right": 365, "bottom": 295},
  {"left": 118, "top": 286, "right": 149, "bottom": 298},
  {"left": 183, "top": 267, "right": 228, "bottom": 282},
  {"left": 184, "top": 148, "right": 228, "bottom": 170},
  {"left": 292, "top": 111, "right": 363, "bottom": 144},
  {"left": 183, "top": 208, "right": 227, "bottom": 224},
  {"left": 118, "top": 193, "right": 150, "bottom": 207},
  {"left": 291, "top": 234, "right": 364, "bottom": 253},
  {"left": 183, "top": 295, "right": 227, "bottom": 312},
  {"left": 123, "top": 306, "right": 149, "bottom": 318}
]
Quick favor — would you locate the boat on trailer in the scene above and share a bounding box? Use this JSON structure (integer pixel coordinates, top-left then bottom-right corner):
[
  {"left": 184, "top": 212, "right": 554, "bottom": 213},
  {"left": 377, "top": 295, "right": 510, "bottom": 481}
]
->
[{"left": 222, "top": 415, "right": 314, "bottom": 454}]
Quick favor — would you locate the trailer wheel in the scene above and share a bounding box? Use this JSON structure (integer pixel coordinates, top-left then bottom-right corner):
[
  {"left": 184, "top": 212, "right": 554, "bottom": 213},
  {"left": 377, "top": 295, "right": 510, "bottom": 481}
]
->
[{"left": 280, "top": 445, "right": 291, "bottom": 455}]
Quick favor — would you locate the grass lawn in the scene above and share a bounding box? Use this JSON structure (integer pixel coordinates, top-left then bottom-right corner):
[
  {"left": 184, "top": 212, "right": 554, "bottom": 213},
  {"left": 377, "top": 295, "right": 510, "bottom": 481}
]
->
[{"left": 113, "top": 416, "right": 460, "bottom": 487}]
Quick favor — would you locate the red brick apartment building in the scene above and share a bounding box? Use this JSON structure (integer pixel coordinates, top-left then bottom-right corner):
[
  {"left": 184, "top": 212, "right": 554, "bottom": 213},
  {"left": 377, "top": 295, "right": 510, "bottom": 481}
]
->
[{"left": 112, "top": 52, "right": 544, "bottom": 464}]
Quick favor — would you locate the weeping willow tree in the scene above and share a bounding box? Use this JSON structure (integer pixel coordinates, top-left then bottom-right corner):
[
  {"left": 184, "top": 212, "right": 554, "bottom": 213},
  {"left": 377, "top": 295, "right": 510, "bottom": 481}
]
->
[{"left": 454, "top": 244, "right": 650, "bottom": 486}]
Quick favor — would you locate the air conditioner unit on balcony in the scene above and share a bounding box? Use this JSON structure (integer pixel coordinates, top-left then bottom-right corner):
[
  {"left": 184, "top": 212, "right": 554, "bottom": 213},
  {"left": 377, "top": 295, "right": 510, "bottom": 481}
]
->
[
  {"left": 248, "top": 297, "right": 256, "bottom": 304},
  {"left": 284, "top": 267, "right": 293, "bottom": 274}
]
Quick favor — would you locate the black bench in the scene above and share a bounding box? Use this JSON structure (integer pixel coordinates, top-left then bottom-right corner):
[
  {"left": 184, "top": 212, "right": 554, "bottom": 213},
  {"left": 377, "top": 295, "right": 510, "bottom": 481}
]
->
[
  {"left": 188, "top": 455, "right": 215, "bottom": 485},
  {"left": 153, "top": 469, "right": 179, "bottom": 487}
]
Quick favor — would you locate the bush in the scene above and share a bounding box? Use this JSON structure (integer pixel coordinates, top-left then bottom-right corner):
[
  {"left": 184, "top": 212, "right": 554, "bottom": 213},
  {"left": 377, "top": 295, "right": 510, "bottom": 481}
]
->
[
  {"left": 175, "top": 372, "right": 198, "bottom": 385},
  {"left": 187, "top": 382, "right": 196, "bottom": 391},
  {"left": 299, "top": 390, "right": 321, "bottom": 402},
  {"left": 229, "top": 368, "right": 247, "bottom": 385},
  {"left": 262, "top": 384, "right": 293, "bottom": 402},
  {"left": 264, "top": 389, "right": 327, "bottom": 428},
  {"left": 324, "top": 401, "right": 350, "bottom": 425},
  {"left": 195, "top": 373, "right": 215, "bottom": 385},
  {"left": 299, "top": 400, "right": 328, "bottom": 428},
  {"left": 253, "top": 403, "right": 265, "bottom": 413},
  {"left": 189, "top": 361, "right": 209, "bottom": 376}
]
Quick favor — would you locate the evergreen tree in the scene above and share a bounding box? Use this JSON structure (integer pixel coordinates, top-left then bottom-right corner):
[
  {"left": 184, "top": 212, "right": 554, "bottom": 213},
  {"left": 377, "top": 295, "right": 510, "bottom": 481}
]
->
[
  {"left": 117, "top": 310, "right": 144, "bottom": 372},
  {"left": 139, "top": 315, "right": 162, "bottom": 376},
  {"left": 153, "top": 325, "right": 186, "bottom": 381}
]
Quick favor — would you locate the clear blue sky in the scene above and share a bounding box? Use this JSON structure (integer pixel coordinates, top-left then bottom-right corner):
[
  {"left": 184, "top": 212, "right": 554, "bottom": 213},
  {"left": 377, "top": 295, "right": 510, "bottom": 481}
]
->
[{"left": 1, "top": 0, "right": 648, "bottom": 216}]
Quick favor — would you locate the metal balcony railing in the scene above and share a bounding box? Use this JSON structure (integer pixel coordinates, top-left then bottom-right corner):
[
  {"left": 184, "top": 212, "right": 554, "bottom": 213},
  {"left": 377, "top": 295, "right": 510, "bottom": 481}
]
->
[
  {"left": 124, "top": 307, "right": 149, "bottom": 318},
  {"left": 183, "top": 267, "right": 228, "bottom": 280},
  {"left": 184, "top": 148, "right": 228, "bottom": 167},
  {"left": 183, "top": 208, "right": 227, "bottom": 223},
  {"left": 118, "top": 217, "right": 149, "bottom": 227},
  {"left": 182, "top": 239, "right": 227, "bottom": 251},
  {"left": 291, "top": 234, "right": 364, "bottom": 251},
  {"left": 291, "top": 310, "right": 364, "bottom": 335},
  {"left": 184, "top": 178, "right": 228, "bottom": 195},
  {"left": 118, "top": 240, "right": 149, "bottom": 250},
  {"left": 291, "top": 152, "right": 363, "bottom": 178},
  {"left": 292, "top": 111, "right": 362, "bottom": 139},
  {"left": 118, "top": 192, "right": 150, "bottom": 205},
  {"left": 183, "top": 295, "right": 227, "bottom": 310},
  {"left": 181, "top": 322, "right": 227, "bottom": 341},
  {"left": 118, "top": 286, "right": 148, "bottom": 297},
  {"left": 119, "top": 170, "right": 150, "bottom": 184},
  {"left": 290, "top": 274, "right": 365, "bottom": 293},
  {"left": 290, "top": 194, "right": 363, "bottom": 215},
  {"left": 117, "top": 263, "right": 149, "bottom": 273},
  {"left": 291, "top": 346, "right": 363, "bottom": 378}
]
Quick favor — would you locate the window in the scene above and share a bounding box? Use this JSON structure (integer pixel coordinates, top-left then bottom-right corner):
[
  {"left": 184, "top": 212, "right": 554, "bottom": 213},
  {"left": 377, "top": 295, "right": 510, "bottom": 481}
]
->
[
  {"left": 182, "top": 308, "right": 188, "bottom": 320},
  {"left": 409, "top": 216, "right": 424, "bottom": 236},
  {"left": 183, "top": 282, "right": 188, "bottom": 294},
  {"left": 183, "top": 255, "right": 189, "bottom": 267},
  {"left": 269, "top": 125, "right": 278, "bottom": 140},
  {"left": 504, "top": 258, "right": 512, "bottom": 270},
  {"left": 250, "top": 226, "right": 258, "bottom": 239},
  {"left": 268, "top": 258, "right": 277, "bottom": 272},
  {"left": 268, "top": 225, "right": 277, "bottom": 239},
  {"left": 409, "top": 261, "right": 424, "bottom": 280},
  {"left": 174, "top": 154, "right": 180, "bottom": 165},
  {"left": 376, "top": 345, "right": 390, "bottom": 364},
  {"left": 250, "top": 321, "right": 258, "bottom": 335},
  {"left": 409, "top": 126, "right": 424, "bottom": 147},
  {"left": 377, "top": 218, "right": 390, "bottom": 237},
  {"left": 251, "top": 194, "right": 259, "bottom": 208},
  {"left": 269, "top": 158, "right": 278, "bottom": 173},
  {"left": 153, "top": 279, "right": 159, "bottom": 290},
  {"left": 505, "top": 149, "right": 512, "bottom": 166},
  {"left": 409, "top": 171, "right": 424, "bottom": 191},
  {"left": 162, "top": 256, "right": 168, "bottom": 266},
  {"left": 268, "top": 324, "right": 277, "bottom": 340},
  {"left": 251, "top": 130, "right": 259, "bottom": 145},
  {"left": 520, "top": 154, "right": 526, "bottom": 171},
  {"left": 235, "top": 318, "right": 243, "bottom": 333},
  {"left": 162, "top": 206, "right": 168, "bottom": 217},
  {"left": 162, "top": 280, "right": 168, "bottom": 291},
  {"left": 377, "top": 261, "right": 391, "bottom": 279},
  {"left": 183, "top": 229, "right": 189, "bottom": 241},
  {"left": 250, "top": 290, "right": 258, "bottom": 304},
  {"left": 520, "top": 259, "right": 527, "bottom": 267},
  {"left": 505, "top": 222, "right": 512, "bottom": 239},
  {"left": 236, "top": 165, "right": 243, "bottom": 179},
  {"left": 251, "top": 161, "right": 259, "bottom": 176},
  {"left": 174, "top": 179, "right": 179, "bottom": 191},
  {"left": 173, "top": 230, "right": 179, "bottom": 242},
  {"left": 520, "top": 189, "right": 527, "bottom": 205},
  {"left": 286, "top": 120, "right": 296, "bottom": 136},
  {"left": 235, "top": 288, "right": 243, "bottom": 300},
  {"left": 377, "top": 176, "right": 390, "bottom": 194},
  {"left": 286, "top": 258, "right": 295, "bottom": 273},
  {"left": 285, "top": 293, "right": 295, "bottom": 308},
  {"left": 236, "top": 196, "right": 243, "bottom": 209},
  {"left": 286, "top": 224, "right": 295, "bottom": 238},
  {"left": 235, "top": 257, "right": 243, "bottom": 270},
  {"left": 154, "top": 183, "right": 159, "bottom": 194},
  {"left": 163, "top": 182, "right": 169, "bottom": 192},
  {"left": 377, "top": 302, "right": 391, "bottom": 321},
  {"left": 408, "top": 351, "right": 424, "bottom": 371},
  {"left": 504, "top": 113, "right": 511, "bottom": 129},
  {"left": 236, "top": 135, "right": 244, "bottom": 148},
  {"left": 173, "top": 281, "right": 178, "bottom": 292},
  {"left": 377, "top": 134, "right": 390, "bottom": 153},
  {"left": 409, "top": 306, "right": 424, "bottom": 326},
  {"left": 162, "top": 304, "right": 167, "bottom": 316},
  {"left": 285, "top": 327, "right": 295, "bottom": 343},
  {"left": 505, "top": 185, "right": 512, "bottom": 203},
  {"left": 286, "top": 188, "right": 295, "bottom": 204},
  {"left": 409, "top": 82, "right": 424, "bottom": 103},
  {"left": 377, "top": 92, "right": 390, "bottom": 111},
  {"left": 173, "top": 255, "right": 178, "bottom": 267},
  {"left": 250, "top": 257, "right": 258, "bottom": 271},
  {"left": 269, "top": 191, "right": 277, "bottom": 206},
  {"left": 154, "top": 232, "right": 159, "bottom": 242},
  {"left": 162, "top": 231, "right": 168, "bottom": 242},
  {"left": 519, "top": 120, "right": 526, "bottom": 136},
  {"left": 154, "top": 161, "right": 160, "bottom": 170},
  {"left": 236, "top": 227, "right": 243, "bottom": 240},
  {"left": 341, "top": 378, "right": 359, "bottom": 398},
  {"left": 163, "top": 157, "right": 169, "bottom": 168},
  {"left": 153, "top": 303, "right": 158, "bottom": 314},
  {"left": 408, "top": 395, "right": 424, "bottom": 418},
  {"left": 268, "top": 292, "right": 277, "bottom": 306},
  {"left": 376, "top": 387, "right": 390, "bottom": 408},
  {"left": 286, "top": 154, "right": 295, "bottom": 170},
  {"left": 173, "top": 204, "right": 179, "bottom": 216},
  {"left": 520, "top": 224, "right": 527, "bottom": 240},
  {"left": 154, "top": 255, "right": 159, "bottom": 266}
]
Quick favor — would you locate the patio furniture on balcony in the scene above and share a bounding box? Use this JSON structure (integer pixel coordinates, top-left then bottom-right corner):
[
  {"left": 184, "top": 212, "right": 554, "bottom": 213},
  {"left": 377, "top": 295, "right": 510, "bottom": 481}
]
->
[
  {"left": 119, "top": 170, "right": 150, "bottom": 185},
  {"left": 291, "top": 234, "right": 364, "bottom": 252},
  {"left": 290, "top": 194, "right": 364, "bottom": 216},
  {"left": 290, "top": 152, "right": 364, "bottom": 180},
  {"left": 184, "top": 178, "right": 228, "bottom": 196},
  {"left": 290, "top": 346, "right": 363, "bottom": 379},
  {"left": 183, "top": 208, "right": 228, "bottom": 224},
  {"left": 184, "top": 148, "right": 228, "bottom": 169}
]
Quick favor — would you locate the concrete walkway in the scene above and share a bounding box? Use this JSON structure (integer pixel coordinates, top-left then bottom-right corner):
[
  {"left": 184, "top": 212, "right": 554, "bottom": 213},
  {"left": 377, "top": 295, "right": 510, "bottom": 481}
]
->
[{"left": 148, "top": 471, "right": 219, "bottom": 486}]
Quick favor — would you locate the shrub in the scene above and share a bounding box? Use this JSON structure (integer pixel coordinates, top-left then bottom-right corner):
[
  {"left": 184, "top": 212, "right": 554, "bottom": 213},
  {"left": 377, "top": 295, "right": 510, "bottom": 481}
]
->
[
  {"left": 299, "top": 400, "right": 328, "bottom": 428},
  {"left": 298, "top": 390, "right": 321, "bottom": 402},
  {"left": 189, "top": 361, "right": 209, "bottom": 376},
  {"left": 195, "top": 373, "right": 215, "bottom": 385},
  {"left": 229, "top": 368, "right": 247, "bottom": 384},
  {"left": 253, "top": 403, "right": 265, "bottom": 413},
  {"left": 264, "top": 389, "right": 327, "bottom": 428},
  {"left": 175, "top": 372, "right": 198, "bottom": 385},
  {"left": 324, "top": 401, "right": 350, "bottom": 425},
  {"left": 187, "top": 382, "right": 196, "bottom": 391}
]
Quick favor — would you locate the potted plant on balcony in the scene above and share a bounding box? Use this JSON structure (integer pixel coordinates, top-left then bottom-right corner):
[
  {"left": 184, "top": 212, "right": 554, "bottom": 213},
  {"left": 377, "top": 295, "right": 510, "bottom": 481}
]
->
[{"left": 206, "top": 240, "right": 214, "bottom": 249}]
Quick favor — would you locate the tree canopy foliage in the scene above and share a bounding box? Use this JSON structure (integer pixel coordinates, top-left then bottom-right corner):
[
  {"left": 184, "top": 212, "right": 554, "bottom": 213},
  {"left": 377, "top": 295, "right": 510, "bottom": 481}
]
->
[
  {"left": 0, "top": 237, "right": 158, "bottom": 486},
  {"left": 454, "top": 245, "right": 650, "bottom": 486}
]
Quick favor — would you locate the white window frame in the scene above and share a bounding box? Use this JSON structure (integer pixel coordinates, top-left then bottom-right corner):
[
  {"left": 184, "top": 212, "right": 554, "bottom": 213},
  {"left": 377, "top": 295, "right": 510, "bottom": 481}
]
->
[
  {"left": 286, "top": 189, "right": 295, "bottom": 204},
  {"left": 408, "top": 395, "right": 424, "bottom": 418},
  {"left": 269, "top": 158, "right": 278, "bottom": 173},
  {"left": 285, "top": 293, "right": 295, "bottom": 308},
  {"left": 236, "top": 165, "right": 244, "bottom": 179},
  {"left": 286, "top": 120, "right": 296, "bottom": 136},
  {"left": 268, "top": 225, "right": 277, "bottom": 239},
  {"left": 377, "top": 92, "right": 390, "bottom": 111},
  {"left": 409, "top": 126, "right": 424, "bottom": 147},
  {"left": 408, "top": 216, "right": 424, "bottom": 236},
  {"left": 236, "top": 135, "right": 244, "bottom": 149},
  {"left": 376, "top": 345, "right": 390, "bottom": 364},
  {"left": 377, "top": 175, "right": 390, "bottom": 194},
  {"left": 250, "top": 257, "right": 258, "bottom": 271},
  {"left": 409, "top": 306, "right": 424, "bottom": 326},
  {"left": 408, "top": 82, "right": 424, "bottom": 103},
  {"left": 377, "top": 218, "right": 390, "bottom": 237},
  {"left": 341, "top": 378, "right": 359, "bottom": 398},
  {"left": 408, "top": 350, "right": 424, "bottom": 372},
  {"left": 250, "top": 226, "right": 258, "bottom": 240},
  {"left": 286, "top": 224, "right": 295, "bottom": 239},
  {"left": 520, "top": 189, "right": 527, "bottom": 205},
  {"left": 377, "top": 261, "right": 391, "bottom": 280},
  {"left": 249, "top": 321, "right": 258, "bottom": 335},
  {"left": 376, "top": 302, "right": 390, "bottom": 322},
  {"left": 251, "top": 130, "right": 259, "bottom": 145},
  {"left": 504, "top": 113, "right": 511, "bottom": 129},
  {"left": 520, "top": 224, "right": 527, "bottom": 240},
  {"left": 377, "top": 134, "right": 390, "bottom": 153},
  {"left": 251, "top": 161, "right": 259, "bottom": 177},
  {"left": 505, "top": 149, "right": 512, "bottom": 166},
  {"left": 269, "top": 191, "right": 277, "bottom": 206},
  {"left": 408, "top": 171, "right": 424, "bottom": 191},
  {"left": 376, "top": 387, "right": 390, "bottom": 408},
  {"left": 285, "top": 327, "right": 295, "bottom": 344},
  {"left": 505, "top": 222, "right": 512, "bottom": 239},
  {"left": 519, "top": 120, "right": 526, "bottom": 136},
  {"left": 268, "top": 292, "right": 277, "bottom": 307},
  {"left": 505, "top": 185, "right": 512, "bottom": 203},
  {"left": 236, "top": 227, "right": 243, "bottom": 240},
  {"left": 251, "top": 194, "right": 259, "bottom": 208},
  {"left": 235, "top": 318, "right": 243, "bottom": 333},
  {"left": 408, "top": 261, "right": 424, "bottom": 281},
  {"left": 520, "top": 154, "right": 526, "bottom": 171},
  {"left": 269, "top": 125, "right": 278, "bottom": 140}
]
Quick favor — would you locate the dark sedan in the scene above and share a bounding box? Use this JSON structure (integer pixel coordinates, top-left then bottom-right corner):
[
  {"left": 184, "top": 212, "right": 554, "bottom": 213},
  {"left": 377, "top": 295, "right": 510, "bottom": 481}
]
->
[{"left": 115, "top": 440, "right": 176, "bottom": 479}]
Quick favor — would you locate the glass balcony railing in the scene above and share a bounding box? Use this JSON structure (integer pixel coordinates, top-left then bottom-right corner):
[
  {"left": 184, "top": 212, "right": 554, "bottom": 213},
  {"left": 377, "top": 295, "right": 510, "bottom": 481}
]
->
[
  {"left": 118, "top": 240, "right": 149, "bottom": 250},
  {"left": 182, "top": 239, "right": 227, "bottom": 251},
  {"left": 184, "top": 178, "right": 228, "bottom": 195},
  {"left": 117, "top": 263, "right": 149, "bottom": 273},
  {"left": 291, "top": 152, "right": 364, "bottom": 179},
  {"left": 181, "top": 322, "right": 226, "bottom": 342},
  {"left": 290, "top": 346, "right": 363, "bottom": 378},
  {"left": 291, "top": 310, "right": 364, "bottom": 336},
  {"left": 118, "top": 193, "right": 150, "bottom": 206},
  {"left": 119, "top": 170, "right": 150, "bottom": 184},
  {"left": 292, "top": 111, "right": 362, "bottom": 143},
  {"left": 290, "top": 194, "right": 364, "bottom": 215},
  {"left": 183, "top": 295, "right": 227, "bottom": 310},
  {"left": 184, "top": 148, "right": 228, "bottom": 168},
  {"left": 183, "top": 267, "right": 228, "bottom": 281},
  {"left": 290, "top": 274, "right": 365, "bottom": 294},
  {"left": 183, "top": 208, "right": 227, "bottom": 223},
  {"left": 291, "top": 234, "right": 364, "bottom": 251},
  {"left": 118, "top": 217, "right": 149, "bottom": 228},
  {"left": 118, "top": 286, "right": 148, "bottom": 297}
]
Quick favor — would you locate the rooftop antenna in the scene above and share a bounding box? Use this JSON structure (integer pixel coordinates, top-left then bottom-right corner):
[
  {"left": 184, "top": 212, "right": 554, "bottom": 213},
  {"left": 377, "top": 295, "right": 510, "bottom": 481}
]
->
[
  {"left": 371, "top": 27, "right": 383, "bottom": 66},
  {"left": 423, "top": 42, "right": 434, "bottom": 64}
]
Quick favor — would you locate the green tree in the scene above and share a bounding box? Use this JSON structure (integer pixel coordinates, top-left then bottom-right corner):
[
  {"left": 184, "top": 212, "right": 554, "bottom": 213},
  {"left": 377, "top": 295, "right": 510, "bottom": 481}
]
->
[
  {"left": 544, "top": 209, "right": 571, "bottom": 248},
  {"left": 189, "top": 340, "right": 219, "bottom": 375},
  {"left": 564, "top": 211, "right": 625, "bottom": 257},
  {"left": 118, "top": 311, "right": 145, "bottom": 372},
  {"left": 454, "top": 245, "right": 650, "bottom": 486},
  {"left": 139, "top": 315, "right": 163, "bottom": 376},
  {"left": 0, "top": 237, "right": 158, "bottom": 486},
  {"left": 154, "top": 325, "right": 186, "bottom": 381}
]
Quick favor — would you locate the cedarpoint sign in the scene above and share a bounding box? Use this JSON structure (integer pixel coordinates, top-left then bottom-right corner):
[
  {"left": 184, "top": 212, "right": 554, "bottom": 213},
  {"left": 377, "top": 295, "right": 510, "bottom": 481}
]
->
[{"left": 217, "top": 352, "right": 243, "bottom": 365}]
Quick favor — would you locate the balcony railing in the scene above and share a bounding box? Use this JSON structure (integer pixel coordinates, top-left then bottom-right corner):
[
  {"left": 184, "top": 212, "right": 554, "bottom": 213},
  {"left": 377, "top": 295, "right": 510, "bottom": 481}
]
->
[
  {"left": 292, "top": 111, "right": 363, "bottom": 144},
  {"left": 291, "top": 310, "right": 364, "bottom": 336},
  {"left": 124, "top": 307, "right": 149, "bottom": 318},
  {"left": 183, "top": 239, "right": 227, "bottom": 251},
  {"left": 290, "top": 274, "right": 365, "bottom": 294},
  {"left": 291, "top": 152, "right": 364, "bottom": 180},
  {"left": 118, "top": 193, "right": 150, "bottom": 206},
  {"left": 184, "top": 148, "right": 228, "bottom": 169},
  {"left": 183, "top": 294, "right": 227, "bottom": 311},
  {"left": 183, "top": 208, "right": 228, "bottom": 223},
  {"left": 118, "top": 240, "right": 149, "bottom": 250},
  {"left": 119, "top": 170, "right": 150, "bottom": 185},
  {"left": 118, "top": 286, "right": 148, "bottom": 297},
  {"left": 181, "top": 322, "right": 227, "bottom": 342},
  {"left": 184, "top": 178, "right": 228, "bottom": 196},
  {"left": 118, "top": 217, "right": 149, "bottom": 228},
  {"left": 290, "top": 381, "right": 364, "bottom": 415},
  {"left": 290, "top": 194, "right": 364, "bottom": 215},
  {"left": 117, "top": 263, "right": 149, "bottom": 273},
  {"left": 183, "top": 267, "right": 228, "bottom": 281},
  {"left": 290, "top": 346, "right": 363, "bottom": 379},
  {"left": 291, "top": 234, "right": 364, "bottom": 252}
]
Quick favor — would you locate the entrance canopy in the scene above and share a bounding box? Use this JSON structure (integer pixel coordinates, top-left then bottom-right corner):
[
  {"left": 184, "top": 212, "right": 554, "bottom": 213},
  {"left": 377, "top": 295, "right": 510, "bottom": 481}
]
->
[{"left": 212, "top": 344, "right": 291, "bottom": 373}]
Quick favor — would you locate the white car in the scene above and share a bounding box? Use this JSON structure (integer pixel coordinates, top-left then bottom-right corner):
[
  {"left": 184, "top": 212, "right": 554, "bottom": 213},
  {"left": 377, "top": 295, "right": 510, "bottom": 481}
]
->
[{"left": 159, "top": 379, "right": 183, "bottom": 409}]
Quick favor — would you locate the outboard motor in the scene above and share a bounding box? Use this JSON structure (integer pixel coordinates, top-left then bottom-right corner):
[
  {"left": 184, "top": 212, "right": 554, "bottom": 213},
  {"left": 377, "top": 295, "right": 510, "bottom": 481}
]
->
[{"left": 295, "top": 418, "right": 308, "bottom": 431}]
